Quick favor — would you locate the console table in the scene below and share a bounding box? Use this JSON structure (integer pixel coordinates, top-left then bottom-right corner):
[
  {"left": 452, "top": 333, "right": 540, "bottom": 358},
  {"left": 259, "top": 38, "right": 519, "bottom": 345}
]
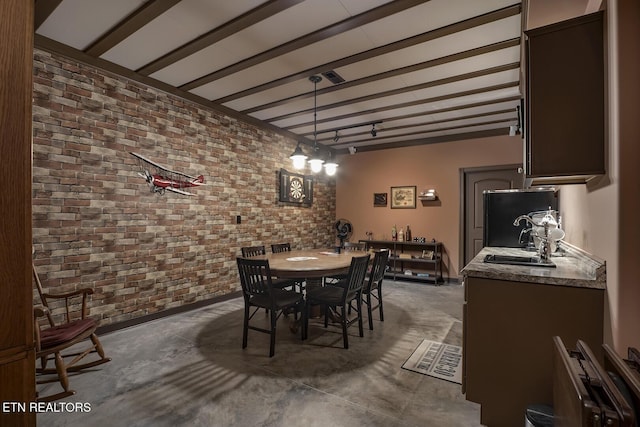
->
[{"left": 359, "top": 239, "right": 444, "bottom": 285}]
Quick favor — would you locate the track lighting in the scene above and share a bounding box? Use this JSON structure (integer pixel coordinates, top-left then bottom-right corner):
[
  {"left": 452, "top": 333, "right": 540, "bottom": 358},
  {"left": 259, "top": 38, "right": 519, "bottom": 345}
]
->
[
  {"left": 333, "top": 131, "right": 339, "bottom": 143},
  {"left": 370, "top": 123, "right": 377, "bottom": 137}
]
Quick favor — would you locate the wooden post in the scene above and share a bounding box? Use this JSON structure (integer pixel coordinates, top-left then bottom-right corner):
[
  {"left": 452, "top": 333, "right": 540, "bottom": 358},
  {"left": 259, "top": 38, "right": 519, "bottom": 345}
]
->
[{"left": 0, "top": 0, "right": 36, "bottom": 425}]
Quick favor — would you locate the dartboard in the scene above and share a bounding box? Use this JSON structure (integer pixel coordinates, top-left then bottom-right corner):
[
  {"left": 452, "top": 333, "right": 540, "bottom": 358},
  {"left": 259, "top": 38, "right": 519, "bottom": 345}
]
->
[{"left": 289, "top": 177, "right": 304, "bottom": 199}]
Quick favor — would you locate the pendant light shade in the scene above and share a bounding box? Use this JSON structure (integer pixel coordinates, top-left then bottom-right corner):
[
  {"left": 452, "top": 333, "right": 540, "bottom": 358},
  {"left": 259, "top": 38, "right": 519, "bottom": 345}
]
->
[
  {"left": 324, "top": 152, "right": 338, "bottom": 176},
  {"left": 309, "top": 157, "right": 324, "bottom": 173},
  {"left": 289, "top": 142, "right": 307, "bottom": 170}
]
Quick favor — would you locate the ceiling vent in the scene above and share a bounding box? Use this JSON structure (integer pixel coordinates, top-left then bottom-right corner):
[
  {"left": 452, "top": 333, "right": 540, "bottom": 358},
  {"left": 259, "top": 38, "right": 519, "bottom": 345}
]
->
[{"left": 322, "top": 70, "right": 345, "bottom": 84}]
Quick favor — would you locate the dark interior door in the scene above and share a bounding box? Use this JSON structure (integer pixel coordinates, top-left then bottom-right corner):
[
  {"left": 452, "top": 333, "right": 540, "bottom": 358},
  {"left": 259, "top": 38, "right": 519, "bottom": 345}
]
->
[{"left": 462, "top": 166, "right": 522, "bottom": 266}]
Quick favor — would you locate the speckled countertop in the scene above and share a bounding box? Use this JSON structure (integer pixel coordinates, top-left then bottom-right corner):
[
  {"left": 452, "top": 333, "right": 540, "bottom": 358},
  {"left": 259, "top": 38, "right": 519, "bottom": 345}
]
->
[{"left": 461, "top": 242, "right": 606, "bottom": 290}]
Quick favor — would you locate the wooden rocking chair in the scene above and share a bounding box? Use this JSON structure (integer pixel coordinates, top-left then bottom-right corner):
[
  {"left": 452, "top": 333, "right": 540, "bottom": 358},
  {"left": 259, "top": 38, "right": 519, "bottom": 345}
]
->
[{"left": 33, "top": 264, "right": 111, "bottom": 401}]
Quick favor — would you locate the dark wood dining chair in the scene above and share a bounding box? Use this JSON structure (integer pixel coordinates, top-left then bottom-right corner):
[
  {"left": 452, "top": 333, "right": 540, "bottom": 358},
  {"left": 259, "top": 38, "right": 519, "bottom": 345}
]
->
[
  {"left": 324, "top": 242, "right": 366, "bottom": 285},
  {"left": 236, "top": 257, "right": 306, "bottom": 357},
  {"left": 32, "top": 264, "right": 111, "bottom": 401},
  {"left": 343, "top": 242, "right": 365, "bottom": 251},
  {"left": 304, "top": 253, "right": 370, "bottom": 349},
  {"left": 270, "top": 242, "right": 291, "bottom": 253},
  {"left": 241, "top": 245, "right": 267, "bottom": 257},
  {"left": 361, "top": 249, "right": 390, "bottom": 330},
  {"left": 241, "top": 245, "right": 299, "bottom": 294},
  {"left": 270, "top": 243, "right": 305, "bottom": 293}
]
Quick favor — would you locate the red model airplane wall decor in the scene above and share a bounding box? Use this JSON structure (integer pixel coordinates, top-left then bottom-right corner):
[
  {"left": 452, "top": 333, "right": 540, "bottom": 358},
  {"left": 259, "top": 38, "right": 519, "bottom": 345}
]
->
[{"left": 130, "top": 152, "right": 206, "bottom": 196}]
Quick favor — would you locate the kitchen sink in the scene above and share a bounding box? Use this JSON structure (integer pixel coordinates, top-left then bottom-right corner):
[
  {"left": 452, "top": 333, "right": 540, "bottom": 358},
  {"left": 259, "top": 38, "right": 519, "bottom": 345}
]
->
[{"left": 483, "top": 254, "right": 556, "bottom": 268}]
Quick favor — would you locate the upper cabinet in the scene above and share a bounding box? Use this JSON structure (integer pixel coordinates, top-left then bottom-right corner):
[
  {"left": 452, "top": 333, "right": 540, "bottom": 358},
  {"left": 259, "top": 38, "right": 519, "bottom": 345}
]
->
[{"left": 525, "top": 11, "right": 605, "bottom": 184}]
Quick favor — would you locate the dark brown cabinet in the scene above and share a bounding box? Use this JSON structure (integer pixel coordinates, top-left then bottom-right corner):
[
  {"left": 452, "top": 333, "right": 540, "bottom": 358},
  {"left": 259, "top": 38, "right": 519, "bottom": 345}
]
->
[
  {"left": 525, "top": 11, "right": 605, "bottom": 183},
  {"left": 463, "top": 276, "right": 604, "bottom": 427}
]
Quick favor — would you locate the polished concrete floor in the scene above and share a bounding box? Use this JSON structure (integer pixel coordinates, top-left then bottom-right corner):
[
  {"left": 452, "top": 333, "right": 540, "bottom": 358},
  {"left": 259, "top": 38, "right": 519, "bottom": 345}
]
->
[{"left": 37, "top": 280, "right": 482, "bottom": 427}]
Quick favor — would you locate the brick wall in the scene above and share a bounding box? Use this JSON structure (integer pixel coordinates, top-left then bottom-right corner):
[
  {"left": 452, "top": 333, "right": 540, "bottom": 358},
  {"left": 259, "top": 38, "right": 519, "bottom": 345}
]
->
[{"left": 31, "top": 49, "right": 336, "bottom": 326}]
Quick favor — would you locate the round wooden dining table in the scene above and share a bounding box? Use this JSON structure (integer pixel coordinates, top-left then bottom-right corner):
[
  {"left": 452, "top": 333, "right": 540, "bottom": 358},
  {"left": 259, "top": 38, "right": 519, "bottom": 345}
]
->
[{"left": 253, "top": 249, "right": 366, "bottom": 280}]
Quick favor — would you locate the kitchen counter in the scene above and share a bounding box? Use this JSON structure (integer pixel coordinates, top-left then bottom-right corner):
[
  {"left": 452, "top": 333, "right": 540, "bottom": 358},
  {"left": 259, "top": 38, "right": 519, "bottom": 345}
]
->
[
  {"left": 462, "top": 242, "right": 606, "bottom": 289},
  {"left": 462, "top": 242, "right": 606, "bottom": 427}
]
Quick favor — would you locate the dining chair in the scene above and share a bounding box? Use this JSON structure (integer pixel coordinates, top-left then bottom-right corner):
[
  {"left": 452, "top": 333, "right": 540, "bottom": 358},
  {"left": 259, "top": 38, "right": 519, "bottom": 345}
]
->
[
  {"left": 236, "top": 257, "right": 306, "bottom": 357},
  {"left": 324, "top": 241, "right": 366, "bottom": 285},
  {"left": 361, "top": 249, "right": 390, "bottom": 330},
  {"left": 241, "top": 245, "right": 267, "bottom": 257},
  {"left": 270, "top": 243, "right": 305, "bottom": 293},
  {"left": 270, "top": 242, "right": 291, "bottom": 253},
  {"left": 304, "top": 253, "right": 370, "bottom": 349},
  {"left": 343, "top": 242, "right": 365, "bottom": 251},
  {"left": 32, "top": 264, "right": 111, "bottom": 401},
  {"left": 241, "top": 245, "right": 299, "bottom": 292}
]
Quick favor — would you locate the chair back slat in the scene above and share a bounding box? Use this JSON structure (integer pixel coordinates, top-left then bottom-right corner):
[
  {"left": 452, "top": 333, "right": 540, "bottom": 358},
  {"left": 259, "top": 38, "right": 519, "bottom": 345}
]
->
[
  {"left": 364, "top": 249, "right": 390, "bottom": 293},
  {"left": 343, "top": 242, "right": 365, "bottom": 251},
  {"left": 241, "top": 245, "right": 266, "bottom": 257},
  {"left": 236, "top": 257, "right": 273, "bottom": 298},
  {"left": 271, "top": 243, "right": 291, "bottom": 253},
  {"left": 33, "top": 263, "right": 55, "bottom": 326},
  {"left": 344, "top": 254, "right": 371, "bottom": 299}
]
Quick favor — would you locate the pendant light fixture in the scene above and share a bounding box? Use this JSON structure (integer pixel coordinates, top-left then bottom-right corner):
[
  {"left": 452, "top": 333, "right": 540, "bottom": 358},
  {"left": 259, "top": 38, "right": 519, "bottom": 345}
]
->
[
  {"left": 289, "top": 142, "right": 307, "bottom": 170},
  {"left": 324, "top": 151, "right": 338, "bottom": 176},
  {"left": 307, "top": 75, "right": 325, "bottom": 173}
]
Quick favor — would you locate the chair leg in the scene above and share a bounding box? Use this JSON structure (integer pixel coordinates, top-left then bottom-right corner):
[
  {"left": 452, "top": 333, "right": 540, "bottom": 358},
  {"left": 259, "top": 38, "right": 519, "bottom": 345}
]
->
[
  {"left": 366, "top": 292, "right": 374, "bottom": 330},
  {"left": 300, "top": 302, "right": 307, "bottom": 341},
  {"left": 90, "top": 333, "right": 106, "bottom": 359},
  {"left": 269, "top": 309, "right": 277, "bottom": 357},
  {"left": 242, "top": 305, "right": 249, "bottom": 349},
  {"left": 341, "top": 304, "right": 349, "bottom": 349},
  {"left": 377, "top": 286, "right": 384, "bottom": 322},
  {"left": 356, "top": 298, "right": 364, "bottom": 338},
  {"left": 55, "top": 352, "right": 70, "bottom": 394},
  {"left": 323, "top": 305, "right": 329, "bottom": 328}
]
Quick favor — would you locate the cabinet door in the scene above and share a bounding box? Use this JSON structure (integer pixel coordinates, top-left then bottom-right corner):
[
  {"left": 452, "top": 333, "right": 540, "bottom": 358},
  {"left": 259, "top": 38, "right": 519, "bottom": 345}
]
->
[{"left": 525, "top": 11, "right": 605, "bottom": 180}]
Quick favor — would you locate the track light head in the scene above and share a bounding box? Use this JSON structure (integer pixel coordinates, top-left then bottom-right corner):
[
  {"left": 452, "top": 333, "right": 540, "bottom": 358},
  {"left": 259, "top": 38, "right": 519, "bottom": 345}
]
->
[
  {"left": 333, "top": 131, "right": 339, "bottom": 143},
  {"left": 370, "top": 124, "right": 377, "bottom": 137}
]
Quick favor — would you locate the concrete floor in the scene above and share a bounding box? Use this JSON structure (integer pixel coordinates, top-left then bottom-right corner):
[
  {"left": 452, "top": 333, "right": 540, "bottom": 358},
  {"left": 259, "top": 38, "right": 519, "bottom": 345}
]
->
[{"left": 37, "top": 280, "right": 482, "bottom": 427}]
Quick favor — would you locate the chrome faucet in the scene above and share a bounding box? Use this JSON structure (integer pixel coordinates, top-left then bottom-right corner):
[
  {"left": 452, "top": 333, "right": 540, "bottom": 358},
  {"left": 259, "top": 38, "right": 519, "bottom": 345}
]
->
[{"left": 513, "top": 215, "right": 551, "bottom": 261}]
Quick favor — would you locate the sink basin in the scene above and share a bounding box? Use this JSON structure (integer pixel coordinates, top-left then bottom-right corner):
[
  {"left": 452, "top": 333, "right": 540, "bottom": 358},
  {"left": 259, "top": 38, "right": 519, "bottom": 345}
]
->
[{"left": 483, "top": 254, "right": 556, "bottom": 268}]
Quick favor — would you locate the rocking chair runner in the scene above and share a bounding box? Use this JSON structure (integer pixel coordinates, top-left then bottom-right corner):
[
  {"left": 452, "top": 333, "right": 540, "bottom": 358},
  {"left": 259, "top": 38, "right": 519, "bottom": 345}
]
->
[{"left": 33, "top": 264, "right": 111, "bottom": 402}]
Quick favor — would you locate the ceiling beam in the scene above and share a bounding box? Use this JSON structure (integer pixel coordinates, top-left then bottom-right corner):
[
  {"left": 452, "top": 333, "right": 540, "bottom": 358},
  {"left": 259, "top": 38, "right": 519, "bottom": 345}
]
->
[
  {"left": 215, "top": 3, "right": 522, "bottom": 104},
  {"left": 84, "top": 0, "right": 182, "bottom": 57},
  {"left": 241, "top": 38, "right": 521, "bottom": 114},
  {"left": 178, "top": 0, "right": 432, "bottom": 92},
  {"left": 333, "top": 129, "right": 509, "bottom": 154},
  {"left": 317, "top": 108, "right": 516, "bottom": 142},
  {"left": 283, "top": 81, "right": 520, "bottom": 130},
  {"left": 137, "top": 0, "right": 306, "bottom": 76},
  {"left": 330, "top": 117, "right": 515, "bottom": 147},
  {"left": 267, "top": 62, "right": 520, "bottom": 123}
]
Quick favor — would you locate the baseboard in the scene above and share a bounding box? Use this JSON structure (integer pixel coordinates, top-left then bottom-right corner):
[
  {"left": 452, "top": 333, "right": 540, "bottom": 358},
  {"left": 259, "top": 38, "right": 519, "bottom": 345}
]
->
[{"left": 96, "top": 290, "right": 242, "bottom": 335}]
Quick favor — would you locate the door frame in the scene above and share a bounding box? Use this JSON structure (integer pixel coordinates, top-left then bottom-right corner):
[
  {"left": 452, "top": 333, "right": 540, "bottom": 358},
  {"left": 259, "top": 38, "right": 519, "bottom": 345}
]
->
[{"left": 458, "top": 164, "right": 523, "bottom": 272}]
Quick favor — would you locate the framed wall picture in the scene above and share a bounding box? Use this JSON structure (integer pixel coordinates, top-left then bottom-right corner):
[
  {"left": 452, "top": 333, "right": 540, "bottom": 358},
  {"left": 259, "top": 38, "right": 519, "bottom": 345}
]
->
[
  {"left": 279, "top": 169, "right": 313, "bottom": 206},
  {"left": 391, "top": 186, "right": 416, "bottom": 209},
  {"left": 373, "top": 192, "right": 387, "bottom": 207}
]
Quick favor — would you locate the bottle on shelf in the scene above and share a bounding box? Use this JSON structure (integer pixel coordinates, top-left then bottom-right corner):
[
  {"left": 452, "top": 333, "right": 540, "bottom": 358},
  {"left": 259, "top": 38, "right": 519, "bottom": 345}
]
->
[
  {"left": 406, "top": 225, "right": 412, "bottom": 241},
  {"left": 398, "top": 227, "right": 404, "bottom": 242},
  {"left": 391, "top": 224, "right": 397, "bottom": 241}
]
